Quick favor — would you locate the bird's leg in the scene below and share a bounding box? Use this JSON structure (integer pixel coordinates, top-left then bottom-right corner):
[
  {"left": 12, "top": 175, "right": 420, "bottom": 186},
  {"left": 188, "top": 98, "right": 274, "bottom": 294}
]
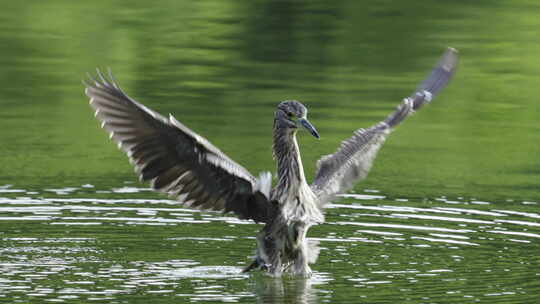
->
[
  {"left": 284, "top": 222, "right": 312, "bottom": 276},
  {"left": 264, "top": 235, "right": 283, "bottom": 276},
  {"left": 292, "top": 229, "right": 312, "bottom": 277},
  {"left": 242, "top": 258, "right": 261, "bottom": 273},
  {"left": 253, "top": 227, "right": 283, "bottom": 275}
]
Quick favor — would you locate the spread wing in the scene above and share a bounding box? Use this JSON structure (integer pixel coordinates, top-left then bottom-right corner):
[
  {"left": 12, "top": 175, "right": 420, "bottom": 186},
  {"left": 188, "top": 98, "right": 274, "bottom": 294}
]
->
[
  {"left": 311, "top": 47, "right": 458, "bottom": 205},
  {"left": 84, "top": 70, "right": 275, "bottom": 223}
]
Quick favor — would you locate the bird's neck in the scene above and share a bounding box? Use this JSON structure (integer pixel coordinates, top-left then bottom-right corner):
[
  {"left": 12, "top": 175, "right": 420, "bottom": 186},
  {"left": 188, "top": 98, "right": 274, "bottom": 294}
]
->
[{"left": 272, "top": 126, "right": 307, "bottom": 197}]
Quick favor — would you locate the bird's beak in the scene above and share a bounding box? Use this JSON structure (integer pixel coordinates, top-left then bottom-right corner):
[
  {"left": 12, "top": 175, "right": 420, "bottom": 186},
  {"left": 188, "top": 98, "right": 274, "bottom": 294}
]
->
[{"left": 299, "top": 118, "right": 320, "bottom": 139}]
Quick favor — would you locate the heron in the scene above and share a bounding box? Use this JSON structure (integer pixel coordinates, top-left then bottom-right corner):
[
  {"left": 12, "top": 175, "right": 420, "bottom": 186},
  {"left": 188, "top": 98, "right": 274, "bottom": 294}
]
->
[{"left": 84, "top": 47, "right": 458, "bottom": 276}]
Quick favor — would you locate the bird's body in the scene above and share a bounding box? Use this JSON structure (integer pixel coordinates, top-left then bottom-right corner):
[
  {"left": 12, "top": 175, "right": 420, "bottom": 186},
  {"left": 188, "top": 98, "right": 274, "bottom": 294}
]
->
[
  {"left": 250, "top": 114, "right": 325, "bottom": 275},
  {"left": 84, "top": 48, "right": 458, "bottom": 276}
]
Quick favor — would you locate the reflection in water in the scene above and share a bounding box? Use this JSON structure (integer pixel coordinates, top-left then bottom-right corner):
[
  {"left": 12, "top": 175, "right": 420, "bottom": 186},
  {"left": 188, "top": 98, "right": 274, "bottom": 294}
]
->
[{"left": 252, "top": 274, "right": 331, "bottom": 304}]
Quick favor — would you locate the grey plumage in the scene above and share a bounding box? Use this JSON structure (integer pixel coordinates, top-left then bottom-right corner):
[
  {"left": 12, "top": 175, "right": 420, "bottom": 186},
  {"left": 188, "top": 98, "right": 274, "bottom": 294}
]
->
[
  {"left": 311, "top": 47, "right": 458, "bottom": 206},
  {"left": 85, "top": 71, "right": 275, "bottom": 223},
  {"left": 84, "top": 47, "right": 458, "bottom": 276}
]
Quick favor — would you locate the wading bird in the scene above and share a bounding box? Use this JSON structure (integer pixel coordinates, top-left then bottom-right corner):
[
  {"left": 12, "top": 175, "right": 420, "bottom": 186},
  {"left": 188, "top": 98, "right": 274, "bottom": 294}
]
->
[{"left": 85, "top": 48, "right": 458, "bottom": 276}]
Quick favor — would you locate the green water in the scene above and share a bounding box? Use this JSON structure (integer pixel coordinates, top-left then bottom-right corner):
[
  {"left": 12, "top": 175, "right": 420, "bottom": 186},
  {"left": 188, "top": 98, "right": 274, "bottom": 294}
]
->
[{"left": 1, "top": 1, "right": 539, "bottom": 303}]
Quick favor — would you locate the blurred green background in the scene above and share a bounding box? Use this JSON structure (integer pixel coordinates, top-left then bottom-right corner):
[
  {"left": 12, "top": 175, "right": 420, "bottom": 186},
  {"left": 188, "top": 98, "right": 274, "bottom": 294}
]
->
[{"left": 1, "top": 0, "right": 539, "bottom": 201}]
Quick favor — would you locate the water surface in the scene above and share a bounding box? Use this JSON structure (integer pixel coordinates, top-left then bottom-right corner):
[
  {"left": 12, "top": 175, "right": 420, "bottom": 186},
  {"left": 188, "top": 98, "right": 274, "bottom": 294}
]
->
[{"left": 1, "top": 187, "right": 539, "bottom": 303}]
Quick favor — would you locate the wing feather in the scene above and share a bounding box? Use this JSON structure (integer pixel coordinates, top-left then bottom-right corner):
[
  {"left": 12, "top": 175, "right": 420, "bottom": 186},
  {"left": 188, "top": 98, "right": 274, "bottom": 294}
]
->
[
  {"left": 85, "top": 70, "right": 275, "bottom": 223},
  {"left": 311, "top": 48, "right": 458, "bottom": 205}
]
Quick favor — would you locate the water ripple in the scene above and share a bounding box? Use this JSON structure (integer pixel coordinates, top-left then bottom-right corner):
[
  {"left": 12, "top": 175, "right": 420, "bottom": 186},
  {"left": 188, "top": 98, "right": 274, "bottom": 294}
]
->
[{"left": 0, "top": 189, "right": 538, "bottom": 303}]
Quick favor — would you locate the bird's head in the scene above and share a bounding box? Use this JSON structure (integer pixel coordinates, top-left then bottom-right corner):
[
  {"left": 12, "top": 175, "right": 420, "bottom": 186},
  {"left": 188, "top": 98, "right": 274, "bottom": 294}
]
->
[{"left": 275, "top": 100, "right": 320, "bottom": 139}]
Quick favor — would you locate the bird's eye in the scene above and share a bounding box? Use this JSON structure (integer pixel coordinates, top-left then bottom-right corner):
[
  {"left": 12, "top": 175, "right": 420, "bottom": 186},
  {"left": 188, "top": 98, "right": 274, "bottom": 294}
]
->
[{"left": 287, "top": 112, "right": 294, "bottom": 118}]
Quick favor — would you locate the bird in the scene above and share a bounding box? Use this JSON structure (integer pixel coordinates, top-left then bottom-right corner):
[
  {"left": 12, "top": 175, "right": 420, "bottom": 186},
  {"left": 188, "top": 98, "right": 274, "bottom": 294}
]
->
[{"left": 84, "top": 47, "right": 458, "bottom": 276}]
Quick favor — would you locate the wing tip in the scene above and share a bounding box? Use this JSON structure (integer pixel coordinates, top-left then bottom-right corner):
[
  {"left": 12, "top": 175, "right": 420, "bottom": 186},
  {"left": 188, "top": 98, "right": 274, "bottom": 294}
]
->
[
  {"left": 84, "top": 67, "right": 123, "bottom": 91},
  {"left": 446, "top": 46, "right": 458, "bottom": 54},
  {"left": 441, "top": 47, "right": 459, "bottom": 72}
]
